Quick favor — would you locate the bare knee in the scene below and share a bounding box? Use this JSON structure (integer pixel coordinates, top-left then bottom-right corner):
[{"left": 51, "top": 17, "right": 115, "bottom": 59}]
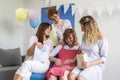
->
[
  {"left": 13, "top": 74, "right": 22, "bottom": 80},
  {"left": 68, "top": 73, "right": 77, "bottom": 80},
  {"left": 48, "top": 74, "right": 57, "bottom": 80},
  {"left": 59, "top": 71, "right": 69, "bottom": 80},
  {"left": 77, "top": 75, "right": 86, "bottom": 80}
]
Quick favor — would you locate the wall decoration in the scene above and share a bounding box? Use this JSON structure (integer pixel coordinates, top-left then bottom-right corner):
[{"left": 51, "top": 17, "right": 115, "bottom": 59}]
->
[
  {"left": 45, "top": 1, "right": 120, "bottom": 17},
  {"left": 15, "top": 8, "right": 27, "bottom": 21},
  {"left": 41, "top": 4, "right": 75, "bottom": 28},
  {"left": 29, "top": 18, "right": 39, "bottom": 29},
  {"left": 28, "top": 9, "right": 38, "bottom": 20}
]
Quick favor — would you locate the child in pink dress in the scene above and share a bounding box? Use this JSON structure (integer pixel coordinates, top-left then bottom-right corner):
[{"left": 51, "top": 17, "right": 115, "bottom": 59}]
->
[{"left": 47, "top": 28, "right": 80, "bottom": 80}]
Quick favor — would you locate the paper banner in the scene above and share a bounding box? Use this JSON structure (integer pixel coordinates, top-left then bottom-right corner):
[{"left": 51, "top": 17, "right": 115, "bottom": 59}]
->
[
  {"left": 87, "top": 7, "right": 95, "bottom": 16},
  {"left": 50, "top": 0, "right": 56, "bottom": 6},
  {"left": 106, "top": 6, "right": 113, "bottom": 16},
  {"left": 45, "top": 0, "right": 51, "bottom": 6},
  {"left": 83, "top": 8, "right": 89, "bottom": 16},
  {"left": 56, "top": 3, "right": 61, "bottom": 10},
  {"left": 64, "top": 4, "right": 70, "bottom": 14},
  {"left": 96, "top": 6, "right": 104, "bottom": 17},
  {"left": 78, "top": 7, "right": 84, "bottom": 16},
  {"left": 117, "top": 3, "right": 120, "bottom": 10},
  {"left": 71, "top": 5, "right": 77, "bottom": 16}
]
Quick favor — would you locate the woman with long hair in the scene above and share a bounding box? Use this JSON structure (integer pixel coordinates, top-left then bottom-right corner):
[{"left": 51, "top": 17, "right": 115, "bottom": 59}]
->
[
  {"left": 69, "top": 15, "right": 108, "bottom": 80},
  {"left": 14, "top": 22, "right": 53, "bottom": 80}
]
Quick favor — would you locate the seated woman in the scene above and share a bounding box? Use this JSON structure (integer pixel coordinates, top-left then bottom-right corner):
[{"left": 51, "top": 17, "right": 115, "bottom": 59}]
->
[
  {"left": 47, "top": 28, "right": 80, "bottom": 80},
  {"left": 13, "top": 22, "right": 53, "bottom": 80},
  {"left": 69, "top": 15, "right": 108, "bottom": 80}
]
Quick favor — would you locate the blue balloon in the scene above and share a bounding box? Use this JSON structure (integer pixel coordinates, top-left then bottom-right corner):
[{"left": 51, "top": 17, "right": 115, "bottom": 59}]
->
[{"left": 29, "top": 18, "right": 39, "bottom": 29}]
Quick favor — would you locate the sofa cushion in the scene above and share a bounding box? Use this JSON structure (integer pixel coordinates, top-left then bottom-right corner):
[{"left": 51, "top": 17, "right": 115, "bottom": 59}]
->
[
  {"left": 0, "top": 66, "right": 19, "bottom": 80},
  {"left": 0, "top": 48, "right": 22, "bottom": 67}
]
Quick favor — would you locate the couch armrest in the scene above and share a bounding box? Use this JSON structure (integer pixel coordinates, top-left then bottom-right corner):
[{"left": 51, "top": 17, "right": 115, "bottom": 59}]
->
[{"left": 0, "top": 66, "right": 19, "bottom": 80}]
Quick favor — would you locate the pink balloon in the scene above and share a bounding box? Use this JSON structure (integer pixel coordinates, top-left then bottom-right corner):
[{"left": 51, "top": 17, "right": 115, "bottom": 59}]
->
[{"left": 28, "top": 9, "right": 38, "bottom": 20}]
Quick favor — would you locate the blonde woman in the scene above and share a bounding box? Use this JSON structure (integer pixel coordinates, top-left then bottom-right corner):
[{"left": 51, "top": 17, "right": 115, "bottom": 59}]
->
[{"left": 69, "top": 15, "right": 108, "bottom": 80}]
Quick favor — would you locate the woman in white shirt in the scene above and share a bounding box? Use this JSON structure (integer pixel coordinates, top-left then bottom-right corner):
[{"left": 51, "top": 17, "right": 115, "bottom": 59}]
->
[
  {"left": 14, "top": 22, "right": 53, "bottom": 80},
  {"left": 47, "top": 6, "right": 72, "bottom": 46},
  {"left": 69, "top": 15, "right": 108, "bottom": 80}
]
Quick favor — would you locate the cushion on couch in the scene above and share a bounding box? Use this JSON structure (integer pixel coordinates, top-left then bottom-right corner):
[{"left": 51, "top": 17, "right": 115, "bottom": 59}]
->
[
  {"left": 0, "top": 48, "right": 22, "bottom": 67},
  {"left": 0, "top": 66, "right": 19, "bottom": 80}
]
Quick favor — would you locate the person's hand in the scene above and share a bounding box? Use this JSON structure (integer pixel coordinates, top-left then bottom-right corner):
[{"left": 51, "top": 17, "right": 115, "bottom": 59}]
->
[
  {"left": 55, "top": 59, "right": 62, "bottom": 66},
  {"left": 82, "top": 62, "right": 93, "bottom": 69},
  {"left": 35, "top": 41, "right": 43, "bottom": 49},
  {"left": 62, "top": 66, "right": 72, "bottom": 70},
  {"left": 77, "top": 50, "right": 82, "bottom": 54},
  {"left": 64, "top": 59, "right": 74, "bottom": 64}
]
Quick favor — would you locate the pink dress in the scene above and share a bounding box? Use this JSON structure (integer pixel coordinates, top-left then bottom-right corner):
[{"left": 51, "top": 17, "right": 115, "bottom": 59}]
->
[{"left": 47, "top": 46, "right": 79, "bottom": 77}]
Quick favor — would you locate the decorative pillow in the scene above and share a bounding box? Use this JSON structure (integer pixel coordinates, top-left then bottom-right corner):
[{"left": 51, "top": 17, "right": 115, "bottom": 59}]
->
[{"left": 0, "top": 48, "right": 22, "bottom": 67}]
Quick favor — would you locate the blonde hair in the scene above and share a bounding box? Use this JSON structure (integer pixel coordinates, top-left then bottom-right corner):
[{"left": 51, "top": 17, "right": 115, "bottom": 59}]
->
[
  {"left": 79, "top": 15, "right": 103, "bottom": 44},
  {"left": 63, "top": 28, "right": 78, "bottom": 46}
]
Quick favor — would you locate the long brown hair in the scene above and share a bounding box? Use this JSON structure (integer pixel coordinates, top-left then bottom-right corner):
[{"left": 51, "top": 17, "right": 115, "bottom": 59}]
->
[
  {"left": 79, "top": 15, "right": 103, "bottom": 44},
  {"left": 47, "top": 6, "right": 59, "bottom": 19},
  {"left": 36, "top": 22, "right": 52, "bottom": 44},
  {"left": 63, "top": 28, "right": 78, "bottom": 47}
]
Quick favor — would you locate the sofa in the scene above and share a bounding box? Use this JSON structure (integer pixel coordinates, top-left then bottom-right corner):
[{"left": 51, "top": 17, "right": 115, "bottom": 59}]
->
[
  {"left": 0, "top": 48, "right": 22, "bottom": 80},
  {"left": 0, "top": 47, "right": 55, "bottom": 80},
  {"left": 0, "top": 47, "right": 48, "bottom": 80}
]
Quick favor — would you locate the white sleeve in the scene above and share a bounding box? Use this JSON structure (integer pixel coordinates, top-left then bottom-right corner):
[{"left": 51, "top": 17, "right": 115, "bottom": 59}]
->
[
  {"left": 49, "top": 45, "right": 62, "bottom": 56},
  {"left": 28, "top": 36, "right": 38, "bottom": 49},
  {"left": 66, "top": 19, "right": 72, "bottom": 28},
  {"left": 99, "top": 39, "right": 108, "bottom": 63}
]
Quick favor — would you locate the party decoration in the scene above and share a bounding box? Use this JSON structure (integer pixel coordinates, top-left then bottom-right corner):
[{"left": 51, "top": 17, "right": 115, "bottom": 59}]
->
[
  {"left": 96, "top": 7, "right": 103, "bottom": 17},
  {"left": 106, "top": 6, "right": 113, "bottom": 16},
  {"left": 51, "top": 28, "right": 58, "bottom": 46},
  {"left": 29, "top": 18, "right": 39, "bottom": 29},
  {"left": 15, "top": 8, "right": 27, "bottom": 21},
  {"left": 64, "top": 4, "right": 69, "bottom": 14},
  {"left": 28, "top": 9, "right": 38, "bottom": 20}
]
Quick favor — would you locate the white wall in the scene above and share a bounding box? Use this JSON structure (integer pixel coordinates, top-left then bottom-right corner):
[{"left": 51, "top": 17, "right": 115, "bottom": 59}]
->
[
  {"left": 0, "top": 0, "right": 24, "bottom": 54},
  {"left": 0, "top": 0, "right": 120, "bottom": 80},
  {"left": 22, "top": 0, "right": 45, "bottom": 56}
]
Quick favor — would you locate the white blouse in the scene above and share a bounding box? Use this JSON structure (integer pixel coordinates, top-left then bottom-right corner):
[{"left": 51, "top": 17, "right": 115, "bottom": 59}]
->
[
  {"left": 49, "top": 44, "right": 79, "bottom": 57},
  {"left": 52, "top": 19, "right": 72, "bottom": 43},
  {"left": 81, "top": 38, "right": 108, "bottom": 70}
]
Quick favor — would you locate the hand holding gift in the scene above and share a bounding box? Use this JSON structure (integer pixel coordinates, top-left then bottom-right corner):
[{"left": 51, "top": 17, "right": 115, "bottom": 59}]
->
[{"left": 76, "top": 52, "right": 88, "bottom": 69}]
